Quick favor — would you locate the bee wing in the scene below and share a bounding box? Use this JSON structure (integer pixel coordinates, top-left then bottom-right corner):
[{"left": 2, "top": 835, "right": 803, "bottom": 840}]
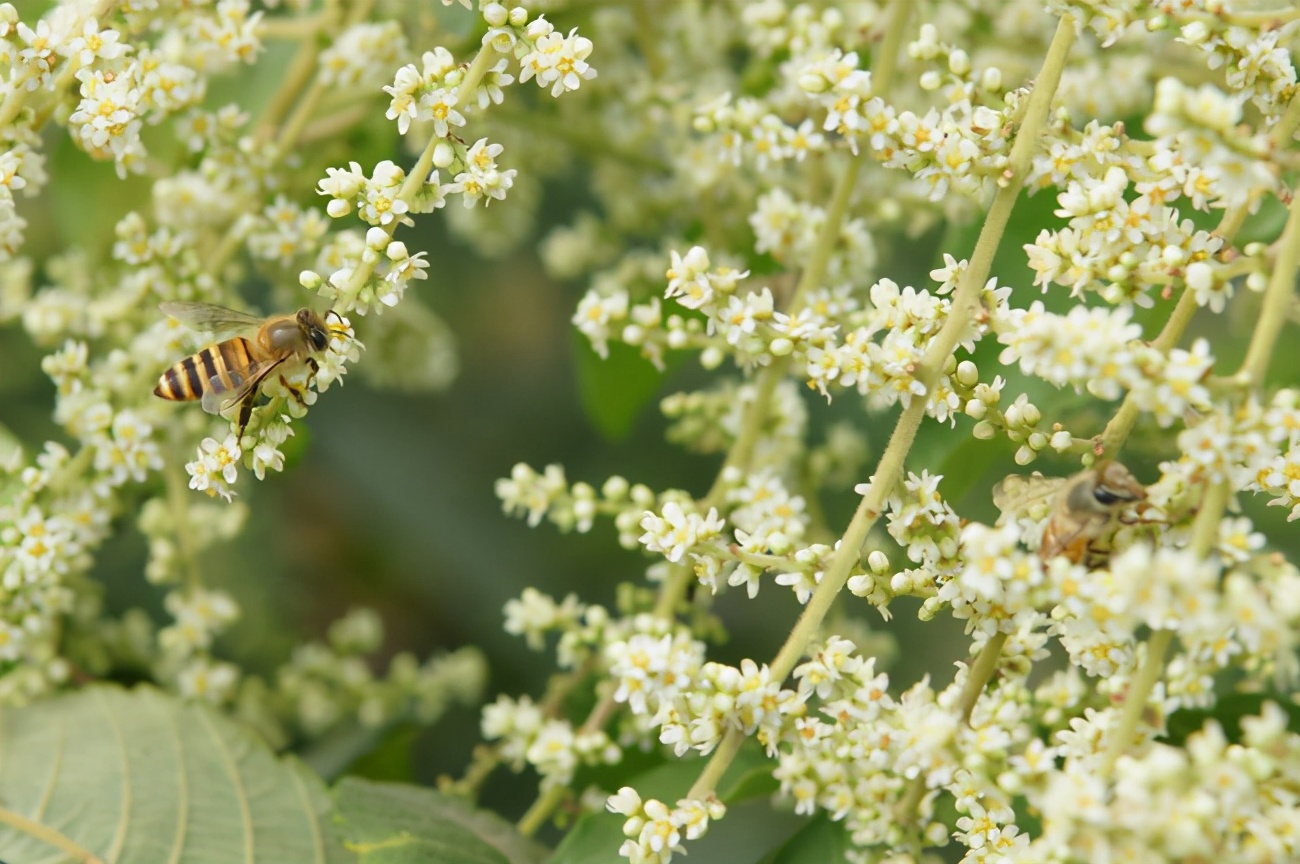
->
[
  {"left": 160, "top": 302, "right": 264, "bottom": 335},
  {"left": 991, "top": 473, "right": 1063, "bottom": 524},
  {"left": 199, "top": 360, "right": 269, "bottom": 415}
]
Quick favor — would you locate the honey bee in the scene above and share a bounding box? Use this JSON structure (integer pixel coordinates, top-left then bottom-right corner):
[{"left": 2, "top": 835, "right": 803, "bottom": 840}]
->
[
  {"left": 993, "top": 461, "right": 1147, "bottom": 564},
  {"left": 154, "top": 302, "right": 333, "bottom": 436}
]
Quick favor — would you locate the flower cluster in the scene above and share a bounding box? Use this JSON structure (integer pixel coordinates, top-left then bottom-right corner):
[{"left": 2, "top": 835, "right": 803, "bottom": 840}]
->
[
  {"left": 481, "top": 694, "right": 620, "bottom": 789},
  {"left": 607, "top": 787, "right": 726, "bottom": 864},
  {"left": 273, "top": 608, "right": 487, "bottom": 739},
  {"left": 0, "top": 0, "right": 600, "bottom": 767},
  {"left": 485, "top": 2, "right": 1300, "bottom": 862}
]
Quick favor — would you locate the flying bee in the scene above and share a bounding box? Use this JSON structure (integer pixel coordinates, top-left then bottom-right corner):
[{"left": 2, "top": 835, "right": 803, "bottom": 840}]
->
[
  {"left": 154, "top": 302, "right": 335, "bottom": 437},
  {"left": 993, "top": 461, "right": 1148, "bottom": 564}
]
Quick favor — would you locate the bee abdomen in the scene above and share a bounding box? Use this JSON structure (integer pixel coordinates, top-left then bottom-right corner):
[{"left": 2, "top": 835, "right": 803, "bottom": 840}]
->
[{"left": 154, "top": 338, "right": 255, "bottom": 401}]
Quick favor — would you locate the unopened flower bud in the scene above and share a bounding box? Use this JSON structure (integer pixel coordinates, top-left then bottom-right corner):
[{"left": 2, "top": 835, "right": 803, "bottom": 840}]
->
[
  {"left": 482, "top": 2, "right": 507, "bottom": 27},
  {"left": 799, "top": 73, "right": 830, "bottom": 93},
  {"left": 433, "top": 141, "right": 456, "bottom": 169},
  {"left": 602, "top": 475, "right": 629, "bottom": 499}
]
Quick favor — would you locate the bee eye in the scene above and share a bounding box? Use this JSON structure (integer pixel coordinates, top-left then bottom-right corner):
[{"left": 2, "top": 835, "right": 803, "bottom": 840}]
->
[
  {"left": 310, "top": 327, "right": 328, "bottom": 351},
  {"left": 1092, "top": 486, "right": 1126, "bottom": 506}
]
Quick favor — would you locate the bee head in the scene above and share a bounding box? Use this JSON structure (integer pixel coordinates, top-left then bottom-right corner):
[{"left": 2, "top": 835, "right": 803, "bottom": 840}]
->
[
  {"left": 297, "top": 309, "right": 330, "bottom": 352},
  {"left": 1090, "top": 460, "right": 1146, "bottom": 508}
]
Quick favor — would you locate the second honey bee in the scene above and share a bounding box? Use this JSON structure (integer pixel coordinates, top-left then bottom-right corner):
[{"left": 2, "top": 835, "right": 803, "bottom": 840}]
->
[
  {"left": 993, "top": 461, "right": 1147, "bottom": 564},
  {"left": 154, "top": 302, "right": 334, "bottom": 437}
]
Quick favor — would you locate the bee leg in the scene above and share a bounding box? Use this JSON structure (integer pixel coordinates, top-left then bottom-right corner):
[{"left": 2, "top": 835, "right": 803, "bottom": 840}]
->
[
  {"left": 283, "top": 358, "right": 321, "bottom": 407},
  {"left": 279, "top": 374, "right": 309, "bottom": 407},
  {"left": 235, "top": 393, "right": 255, "bottom": 441}
]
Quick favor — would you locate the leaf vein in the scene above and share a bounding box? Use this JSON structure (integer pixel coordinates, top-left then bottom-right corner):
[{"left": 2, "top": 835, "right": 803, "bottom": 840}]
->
[
  {"left": 195, "top": 706, "right": 255, "bottom": 864},
  {"left": 98, "top": 690, "right": 131, "bottom": 864},
  {"left": 164, "top": 692, "right": 188, "bottom": 864},
  {"left": 288, "top": 765, "right": 326, "bottom": 864}
]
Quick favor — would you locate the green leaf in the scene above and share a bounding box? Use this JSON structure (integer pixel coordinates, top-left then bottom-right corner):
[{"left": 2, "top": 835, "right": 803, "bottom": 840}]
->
[
  {"left": 332, "top": 778, "right": 547, "bottom": 864},
  {"left": 763, "top": 814, "right": 846, "bottom": 864},
  {"left": 0, "top": 685, "right": 348, "bottom": 864},
  {"left": 718, "top": 741, "right": 780, "bottom": 804},
  {"left": 1162, "top": 692, "right": 1300, "bottom": 746},
  {"left": 721, "top": 764, "right": 781, "bottom": 805},
  {"left": 573, "top": 333, "right": 665, "bottom": 440},
  {"left": 341, "top": 723, "right": 420, "bottom": 784}
]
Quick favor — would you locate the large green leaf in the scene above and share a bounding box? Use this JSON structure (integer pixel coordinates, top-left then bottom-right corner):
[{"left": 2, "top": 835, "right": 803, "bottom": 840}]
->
[
  {"left": 573, "top": 334, "right": 666, "bottom": 441},
  {"left": 0, "top": 685, "right": 347, "bottom": 864},
  {"left": 762, "top": 814, "right": 846, "bottom": 864},
  {"left": 332, "top": 778, "right": 548, "bottom": 864}
]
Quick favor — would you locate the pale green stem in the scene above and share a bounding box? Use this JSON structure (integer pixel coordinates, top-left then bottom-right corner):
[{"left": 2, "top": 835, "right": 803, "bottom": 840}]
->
[
  {"left": 1097, "top": 479, "right": 1227, "bottom": 777},
  {"left": 255, "top": 18, "right": 335, "bottom": 147},
  {"left": 1239, "top": 183, "right": 1300, "bottom": 387},
  {"left": 1099, "top": 123, "right": 1284, "bottom": 457},
  {"left": 274, "top": 80, "right": 330, "bottom": 159},
  {"left": 684, "top": 10, "right": 1079, "bottom": 804},
  {"left": 1099, "top": 287, "right": 1199, "bottom": 454},
  {"left": 1221, "top": 6, "right": 1300, "bottom": 25},
  {"left": 0, "top": 806, "right": 104, "bottom": 864},
  {"left": 337, "top": 45, "right": 498, "bottom": 311},
  {"left": 518, "top": 786, "right": 565, "bottom": 837},
  {"left": 894, "top": 631, "right": 1010, "bottom": 823},
  {"left": 1271, "top": 84, "right": 1300, "bottom": 145},
  {"left": 1096, "top": 627, "right": 1173, "bottom": 777},
  {"left": 629, "top": 0, "right": 665, "bottom": 81},
  {"left": 0, "top": 85, "right": 25, "bottom": 129},
  {"left": 256, "top": 14, "right": 327, "bottom": 41},
  {"left": 682, "top": 718, "right": 747, "bottom": 803},
  {"left": 958, "top": 632, "right": 1010, "bottom": 725},
  {"left": 299, "top": 102, "right": 384, "bottom": 145},
  {"left": 165, "top": 438, "right": 204, "bottom": 591}
]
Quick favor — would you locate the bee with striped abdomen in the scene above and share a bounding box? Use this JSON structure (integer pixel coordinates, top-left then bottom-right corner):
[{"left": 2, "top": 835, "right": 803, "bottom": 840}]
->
[
  {"left": 993, "top": 461, "right": 1148, "bottom": 564},
  {"left": 154, "top": 302, "right": 333, "bottom": 437}
]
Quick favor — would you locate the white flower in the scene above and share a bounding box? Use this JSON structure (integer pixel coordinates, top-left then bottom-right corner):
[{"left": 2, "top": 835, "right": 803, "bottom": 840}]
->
[
  {"left": 638, "top": 502, "right": 724, "bottom": 563},
  {"left": 186, "top": 434, "right": 242, "bottom": 501},
  {"left": 177, "top": 659, "right": 240, "bottom": 704},
  {"left": 520, "top": 26, "right": 596, "bottom": 98}
]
